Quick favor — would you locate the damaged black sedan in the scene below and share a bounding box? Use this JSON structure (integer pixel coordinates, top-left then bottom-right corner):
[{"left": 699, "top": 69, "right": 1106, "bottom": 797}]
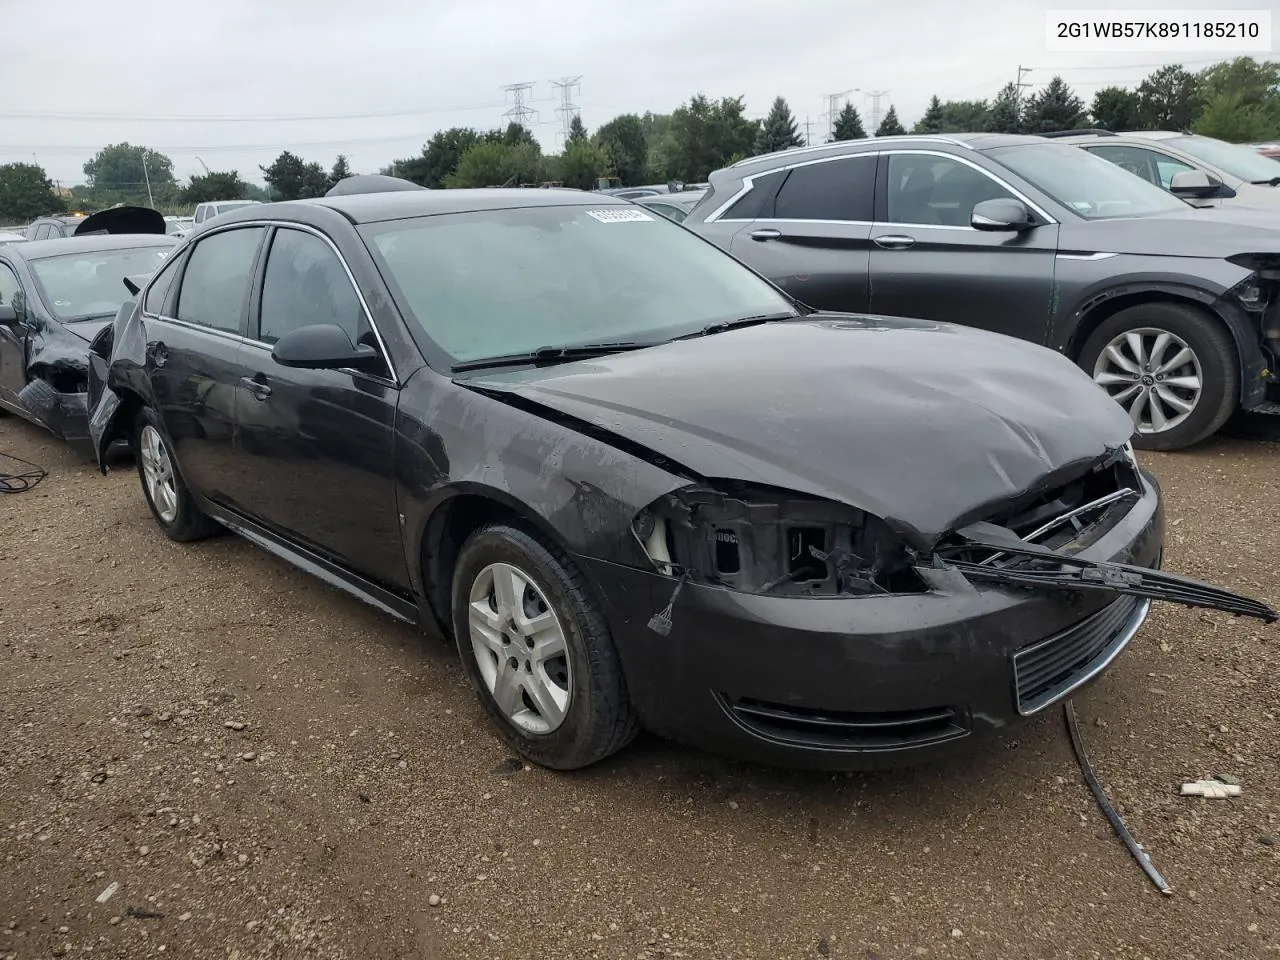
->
[
  {"left": 0, "top": 233, "right": 175, "bottom": 452},
  {"left": 85, "top": 185, "right": 1275, "bottom": 772}
]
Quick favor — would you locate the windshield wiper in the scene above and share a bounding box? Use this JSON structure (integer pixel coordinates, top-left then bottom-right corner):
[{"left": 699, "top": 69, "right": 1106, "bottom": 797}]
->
[
  {"left": 675, "top": 311, "right": 800, "bottom": 340},
  {"left": 1250, "top": 176, "right": 1280, "bottom": 185},
  {"left": 940, "top": 521, "right": 1277, "bottom": 622},
  {"left": 451, "top": 341, "right": 655, "bottom": 373}
]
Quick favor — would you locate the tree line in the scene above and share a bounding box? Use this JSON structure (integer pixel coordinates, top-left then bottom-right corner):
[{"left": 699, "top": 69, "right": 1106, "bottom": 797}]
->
[{"left": 2, "top": 56, "right": 1276, "bottom": 222}]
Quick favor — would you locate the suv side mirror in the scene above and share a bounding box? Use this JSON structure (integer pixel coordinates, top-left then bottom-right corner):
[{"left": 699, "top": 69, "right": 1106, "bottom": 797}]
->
[
  {"left": 272, "top": 324, "right": 380, "bottom": 371},
  {"left": 1169, "top": 169, "right": 1220, "bottom": 198},
  {"left": 971, "top": 198, "right": 1034, "bottom": 231},
  {"left": 0, "top": 303, "right": 17, "bottom": 325}
]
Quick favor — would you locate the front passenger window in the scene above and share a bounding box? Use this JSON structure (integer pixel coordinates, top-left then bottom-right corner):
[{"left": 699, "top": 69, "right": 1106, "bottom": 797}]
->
[
  {"left": 886, "top": 154, "right": 1017, "bottom": 227},
  {"left": 258, "top": 228, "right": 371, "bottom": 349},
  {"left": 0, "top": 263, "right": 22, "bottom": 318},
  {"left": 175, "top": 227, "right": 265, "bottom": 334}
]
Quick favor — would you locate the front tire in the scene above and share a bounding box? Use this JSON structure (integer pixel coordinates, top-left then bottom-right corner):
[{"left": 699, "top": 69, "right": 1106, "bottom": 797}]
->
[
  {"left": 132, "top": 407, "right": 219, "bottom": 542},
  {"left": 451, "top": 523, "right": 638, "bottom": 770},
  {"left": 1078, "top": 302, "right": 1238, "bottom": 452}
]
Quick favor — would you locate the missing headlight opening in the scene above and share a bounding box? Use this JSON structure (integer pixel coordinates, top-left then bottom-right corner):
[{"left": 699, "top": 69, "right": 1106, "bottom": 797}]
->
[{"left": 634, "top": 483, "right": 927, "bottom": 597}]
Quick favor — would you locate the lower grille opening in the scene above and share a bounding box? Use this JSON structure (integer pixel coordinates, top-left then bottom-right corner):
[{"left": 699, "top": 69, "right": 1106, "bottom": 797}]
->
[
  {"left": 720, "top": 695, "right": 969, "bottom": 751},
  {"left": 1012, "top": 594, "right": 1145, "bottom": 714}
]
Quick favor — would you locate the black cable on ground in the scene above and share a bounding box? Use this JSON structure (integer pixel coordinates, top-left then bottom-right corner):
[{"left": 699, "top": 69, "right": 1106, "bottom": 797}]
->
[
  {"left": 1064, "top": 698, "right": 1172, "bottom": 895},
  {"left": 0, "top": 451, "right": 47, "bottom": 493}
]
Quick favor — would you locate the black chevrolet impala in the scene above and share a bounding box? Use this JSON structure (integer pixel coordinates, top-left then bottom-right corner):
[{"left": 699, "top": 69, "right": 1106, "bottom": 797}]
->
[{"left": 86, "top": 179, "right": 1275, "bottom": 771}]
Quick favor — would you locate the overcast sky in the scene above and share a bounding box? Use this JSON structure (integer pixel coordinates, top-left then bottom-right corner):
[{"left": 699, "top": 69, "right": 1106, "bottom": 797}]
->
[{"left": 0, "top": 0, "right": 1274, "bottom": 187}]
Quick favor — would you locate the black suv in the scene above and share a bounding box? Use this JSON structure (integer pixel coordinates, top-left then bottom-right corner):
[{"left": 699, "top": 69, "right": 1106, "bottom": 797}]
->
[{"left": 683, "top": 134, "right": 1280, "bottom": 451}]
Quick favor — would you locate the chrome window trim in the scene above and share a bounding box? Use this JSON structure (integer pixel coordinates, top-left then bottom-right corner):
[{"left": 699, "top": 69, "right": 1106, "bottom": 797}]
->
[
  {"left": 1057, "top": 252, "right": 1118, "bottom": 261},
  {"left": 728, "top": 135, "right": 974, "bottom": 169},
  {"left": 142, "top": 219, "right": 400, "bottom": 387},
  {"left": 706, "top": 147, "right": 1057, "bottom": 227}
]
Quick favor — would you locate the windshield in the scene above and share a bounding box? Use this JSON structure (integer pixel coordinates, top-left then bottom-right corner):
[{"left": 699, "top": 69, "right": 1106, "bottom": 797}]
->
[
  {"left": 1165, "top": 134, "right": 1280, "bottom": 183},
  {"left": 988, "top": 142, "right": 1192, "bottom": 219},
  {"left": 360, "top": 204, "right": 796, "bottom": 365},
  {"left": 30, "top": 246, "right": 171, "bottom": 321}
]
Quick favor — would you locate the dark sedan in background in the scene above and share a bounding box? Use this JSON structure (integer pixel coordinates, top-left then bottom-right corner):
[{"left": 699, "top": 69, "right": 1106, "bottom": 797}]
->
[
  {"left": 682, "top": 133, "right": 1280, "bottom": 452},
  {"left": 86, "top": 182, "right": 1273, "bottom": 772},
  {"left": 0, "top": 233, "right": 175, "bottom": 450}
]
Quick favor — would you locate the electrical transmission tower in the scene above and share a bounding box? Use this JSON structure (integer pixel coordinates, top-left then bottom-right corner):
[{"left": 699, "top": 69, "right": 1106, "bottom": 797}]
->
[
  {"left": 550, "top": 75, "right": 583, "bottom": 146},
  {"left": 501, "top": 82, "right": 539, "bottom": 129},
  {"left": 864, "top": 89, "right": 890, "bottom": 134},
  {"left": 824, "top": 90, "right": 853, "bottom": 142},
  {"left": 1014, "top": 65, "right": 1034, "bottom": 109}
]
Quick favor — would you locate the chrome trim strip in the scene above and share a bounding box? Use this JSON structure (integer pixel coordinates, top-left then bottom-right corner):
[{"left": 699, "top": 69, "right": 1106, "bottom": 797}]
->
[
  {"left": 140, "top": 219, "right": 400, "bottom": 386},
  {"left": 729, "top": 134, "right": 974, "bottom": 169},
  {"left": 1057, "top": 252, "right": 1119, "bottom": 261},
  {"left": 1014, "top": 597, "right": 1151, "bottom": 718}
]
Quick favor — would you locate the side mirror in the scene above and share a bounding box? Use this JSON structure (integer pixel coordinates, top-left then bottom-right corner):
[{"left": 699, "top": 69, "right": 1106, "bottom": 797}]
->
[
  {"left": 1169, "top": 169, "right": 1219, "bottom": 198},
  {"left": 971, "top": 198, "right": 1034, "bottom": 231},
  {"left": 271, "top": 323, "right": 379, "bottom": 371},
  {"left": 0, "top": 303, "right": 17, "bottom": 325}
]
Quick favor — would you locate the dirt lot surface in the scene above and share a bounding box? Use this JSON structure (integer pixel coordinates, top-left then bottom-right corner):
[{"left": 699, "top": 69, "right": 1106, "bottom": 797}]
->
[{"left": 1, "top": 415, "right": 1277, "bottom": 960}]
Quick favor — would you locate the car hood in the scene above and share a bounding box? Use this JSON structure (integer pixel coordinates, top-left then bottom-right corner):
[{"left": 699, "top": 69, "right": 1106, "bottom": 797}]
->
[
  {"left": 64, "top": 318, "right": 113, "bottom": 343},
  {"left": 1065, "top": 203, "right": 1280, "bottom": 258},
  {"left": 460, "top": 315, "right": 1135, "bottom": 552}
]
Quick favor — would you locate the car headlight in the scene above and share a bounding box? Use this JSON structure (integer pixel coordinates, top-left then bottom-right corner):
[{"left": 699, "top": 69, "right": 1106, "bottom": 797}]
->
[{"left": 631, "top": 482, "right": 927, "bottom": 597}]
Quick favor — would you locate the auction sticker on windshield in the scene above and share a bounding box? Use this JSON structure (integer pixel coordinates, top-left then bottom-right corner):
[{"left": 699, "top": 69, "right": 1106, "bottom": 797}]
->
[{"left": 586, "top": 209, "right": 655, "bottom": 223}]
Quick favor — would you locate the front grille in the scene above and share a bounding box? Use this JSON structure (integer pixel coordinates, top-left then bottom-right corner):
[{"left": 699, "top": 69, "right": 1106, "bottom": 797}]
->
[
  {"left": 719, "top": 695, "right": 969, "bottom": 751},
  {"left": 1012, "top": 594, "right": 1146, "bottom": 715}
]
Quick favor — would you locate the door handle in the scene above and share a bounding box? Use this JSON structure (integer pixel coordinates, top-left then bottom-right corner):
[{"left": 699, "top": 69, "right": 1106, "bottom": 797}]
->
[
  {"left": 873, "top": 235, "right": 916, "bottom": 250},
  {"left": 239, "top": 376, "right": 272, "bottom": 401},
  {"left": 749, "top": 228, "right": 781, "bottom": 241}
]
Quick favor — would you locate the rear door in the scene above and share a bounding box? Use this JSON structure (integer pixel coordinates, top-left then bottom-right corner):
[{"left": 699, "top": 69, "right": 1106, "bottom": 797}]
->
[
  {"left": 148, "top": 225, "right": 266, "bottom": 504},
  {"left": 228, "top": 225, "right": 406, "bottom": 591},
  {"left": 868, "top": 150, "right": 1060, "bottom": 341},
  {"left": 726, "top": 155, "right": 878, "bottom": 312}
]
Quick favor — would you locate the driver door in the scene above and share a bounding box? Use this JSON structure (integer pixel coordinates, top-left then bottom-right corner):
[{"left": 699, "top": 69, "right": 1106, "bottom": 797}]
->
[{"left": 0, "top": 261, "right": 29, "bottom": 407}]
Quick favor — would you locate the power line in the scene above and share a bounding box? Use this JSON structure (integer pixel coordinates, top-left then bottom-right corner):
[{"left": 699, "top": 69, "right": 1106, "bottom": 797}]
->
[
  {"left": 550, "top": 76, "right": 583, "bottom": 147},
  {"left": 0, "top": 100, "right": 512, "bottom": 123},
  {"left": 501, "top": 82, "right": 538, "bottom": 129},
  {"left": 1027, "top": 56, "right": 1253, "bottom": 73}
]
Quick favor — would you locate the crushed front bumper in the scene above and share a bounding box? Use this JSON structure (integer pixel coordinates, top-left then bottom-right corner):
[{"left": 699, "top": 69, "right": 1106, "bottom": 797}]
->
[{"left": 582, "top": 469, "right": 1166, "bottom": 771}]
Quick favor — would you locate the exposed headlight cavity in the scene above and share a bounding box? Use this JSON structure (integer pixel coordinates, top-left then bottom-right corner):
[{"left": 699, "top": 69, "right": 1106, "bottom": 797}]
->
[{"left": 632, "top": 482, "right": 927, "bottom": 597}]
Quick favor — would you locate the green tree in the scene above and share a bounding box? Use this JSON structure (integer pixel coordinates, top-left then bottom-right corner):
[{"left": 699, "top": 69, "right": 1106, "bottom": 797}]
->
[
  {"left": 83, "top": 143, "right": 178, "bottom": 206},
  {"left": 1021, "top": 76, "right": 1087, "bottom": 133},
  {"left": 260, "top": 150, "right": 330, "bottom": 200},
  {"left": 593, "top": 114, "right": 649, "bottom": 185},
  {"left": 1193, "top": 89, "right": 1278, "bottom": 142},
  {"left": 490, "top": 122, "right": 540, "bottom": 149},
  {"left": 445, "top": 141, "right": 543, "bottom": 188},
  {"left": 938, "top": 100, "right": 990, "bottom": 132},
  {"left": 831, "top": 102, "right": 866, "bottom": 140},
  {"left": 754, "top": 96, "right": 804, "bottom": 154},
  {"left": 554, "top": 138, "right": 608, "bottom": 190},
  {"left": 567, "top": 115, "right": 588, "bottom": 143},
  {"left": 328, "top": 154, "right": 353, "bottom": 188},
  {"left": 1137, "top": 64, "right": 1202, "bottom": 129},
  {"left": 912, "top": 95, "right": 945, "bottom": 133},
  {"left": 1091, "top": 87, "right": 1143, "bottom": 131},
  {"left": 244, "top": 183, "right": 271, "bottom": 202},
  {"left": 182, "top": 171, "right": 247, "bottom": 205},
  {"left": 0, "top": 162, "right": 64, "bottom": 220},
  {"left": 1197, "top": 57, "right": 1280, "bottom": 110},
  {"left": 661, "top": 94, "right": 759, "bottom": 181},
  {"left": 394, "top": 127, "right": 483, "bottom": 188},
  {"left": 875, "top": 105, "right": 906, "bottom": 137},
  {"left": 988, "top": 83, "right": 1022, "bottom": 133}
]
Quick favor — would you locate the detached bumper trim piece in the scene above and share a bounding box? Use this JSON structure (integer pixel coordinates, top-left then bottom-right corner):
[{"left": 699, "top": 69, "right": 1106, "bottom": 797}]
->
[{"left": 1013, "top": 594, "right": 1150, "bottom": 716}]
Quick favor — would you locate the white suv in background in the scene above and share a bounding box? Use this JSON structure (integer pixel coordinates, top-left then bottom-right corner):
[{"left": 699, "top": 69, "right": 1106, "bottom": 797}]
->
[{"left": 192, "top": 200, "right": 262, "bottom": 229}]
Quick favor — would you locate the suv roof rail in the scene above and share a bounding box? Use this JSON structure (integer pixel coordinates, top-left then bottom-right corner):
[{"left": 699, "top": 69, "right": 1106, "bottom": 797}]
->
[{"left": 1040, "top": 129, "right": 1117, "bottom": 139}]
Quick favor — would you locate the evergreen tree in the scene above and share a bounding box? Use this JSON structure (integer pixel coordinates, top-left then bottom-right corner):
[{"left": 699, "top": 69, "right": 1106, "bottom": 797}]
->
[
  {"left": 988, "top": 83, "right": 1023, "bottom": 133},
  {"left": 913, "top": 95, "right": 944, "bottom": 133},
  {"left": 831, "top": 102, "right": 866, "bottom": 140},
  {"left": 567, "top": 115, "right": 588, "bottom": 143},
  {"left": 875, "top": 105, "right": 906, "bottom": 137},
  {"left": 754, "top": 96, "right": 805, "bottom": 154},
  {"left": 1021, "top": 76, "right": 1087, "bottom": 133}
]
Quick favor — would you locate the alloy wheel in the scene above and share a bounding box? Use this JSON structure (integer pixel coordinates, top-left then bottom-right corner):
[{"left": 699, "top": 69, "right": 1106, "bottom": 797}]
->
[
  {"left": 139, "top": 424, "right": 179, "bottom": 523},
  {"left": 467, "top": 561, "right": 573, "bottom": 735},
  {"left": 1091, "top": 327, "right": 1203, "bottom": 435}
]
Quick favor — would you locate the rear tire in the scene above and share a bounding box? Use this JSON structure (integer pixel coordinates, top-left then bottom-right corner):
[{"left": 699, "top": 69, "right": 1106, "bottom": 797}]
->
[
  {"left": 1078, "top": 302, "right": 1238, "bottom": 452},
  {"left": 451, "top": 523, "right": 638, "bottom": 770},
  {"left": 132, "top": 407, "right": 219, "bottom": 542}
]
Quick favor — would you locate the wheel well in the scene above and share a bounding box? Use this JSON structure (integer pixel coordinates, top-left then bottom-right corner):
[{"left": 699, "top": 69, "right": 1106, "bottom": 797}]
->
[
  {"left": 1067, "top": 291, "right": 1225, "bottom": 361},
  {"left": 419, "top": 494, "right": 526, "bottom": 640}
]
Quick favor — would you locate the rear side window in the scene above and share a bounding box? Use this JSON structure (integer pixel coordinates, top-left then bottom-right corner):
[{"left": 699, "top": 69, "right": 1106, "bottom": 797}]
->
[
  {"left": 774, "top": 155, "right": 877, "bottom": 221},
  {"left": 257, "top": 228, "right": 368, "bottom": 347},
  {"left": 175, "top": 227, "right": 264, "bottom": 334},
  {"left": 143, "top": 254, "right": 181, "bottom": 315},
  {"left": 721, "top": 169, "right": 786, "bottom": 220}
]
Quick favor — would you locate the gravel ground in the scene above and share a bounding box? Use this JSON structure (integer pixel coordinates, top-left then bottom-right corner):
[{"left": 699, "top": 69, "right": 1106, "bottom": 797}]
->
[{"left": 1, "top": 414, "right": 1277, "bottom": 960}]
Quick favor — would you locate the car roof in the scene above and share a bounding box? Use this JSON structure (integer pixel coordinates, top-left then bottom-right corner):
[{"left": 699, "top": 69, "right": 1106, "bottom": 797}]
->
[
  {"left": 721, "top": 133, "right": 1050, "bottom": 174},
  {"left": 214, "top": 188, "right": 633, "bottom": 226},
  {"left": 638, "top": 192, "right": 705, "bottom": 206},
  {"left": 6, "top": 233, "right": 177, "bottom": 261}
]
